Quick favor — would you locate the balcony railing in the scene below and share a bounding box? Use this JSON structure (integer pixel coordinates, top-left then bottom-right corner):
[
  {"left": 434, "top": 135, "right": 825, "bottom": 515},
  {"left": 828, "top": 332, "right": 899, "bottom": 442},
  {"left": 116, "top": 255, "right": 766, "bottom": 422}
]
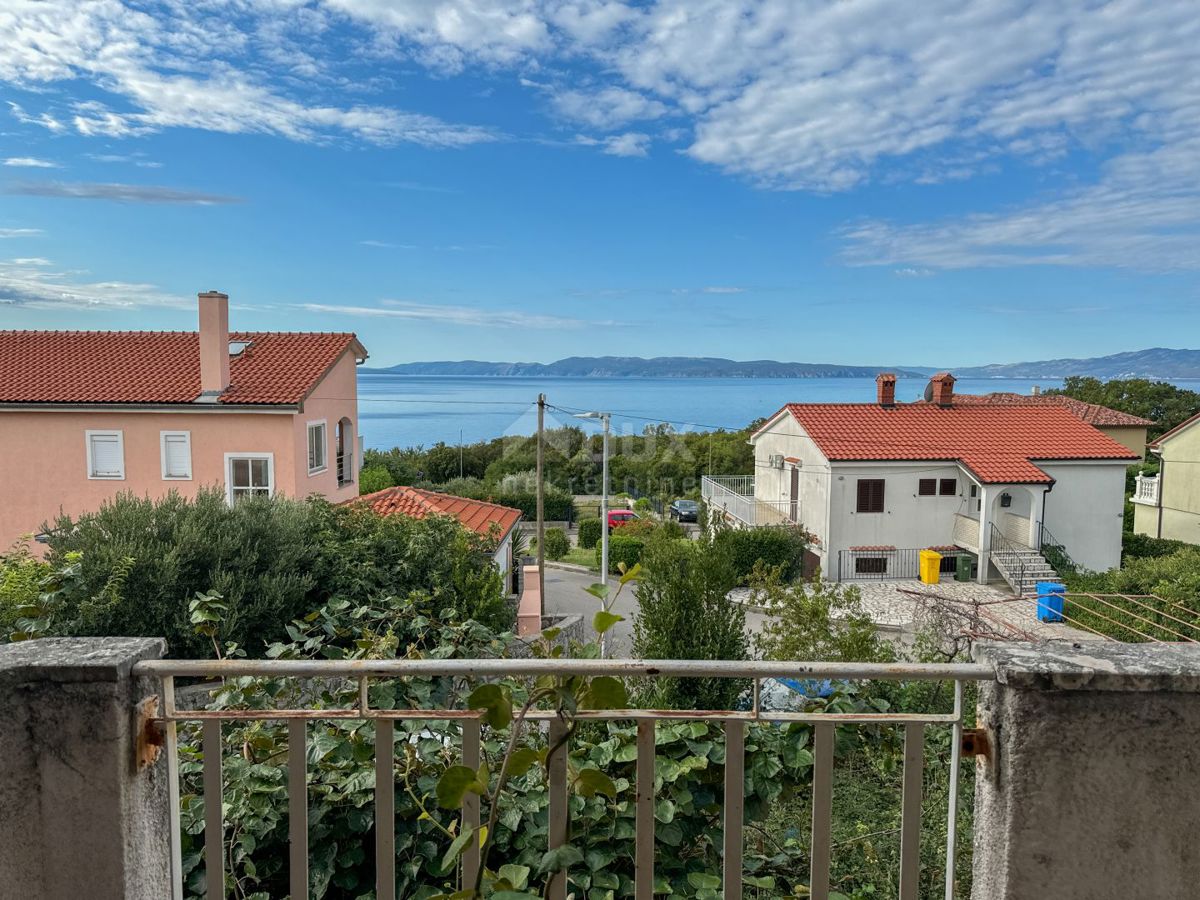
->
[
  {"left": 1133, "top": 473, "right": 1159, "bottom": 506},
  {"left": 135, "top": 657, "right": 991, "bottom": 900},
  {"left": 336, "top": 451, "right": 351, "bottom": 487},
  {"left": 701, "top": 475, "right": 795, "bottom": 526}
]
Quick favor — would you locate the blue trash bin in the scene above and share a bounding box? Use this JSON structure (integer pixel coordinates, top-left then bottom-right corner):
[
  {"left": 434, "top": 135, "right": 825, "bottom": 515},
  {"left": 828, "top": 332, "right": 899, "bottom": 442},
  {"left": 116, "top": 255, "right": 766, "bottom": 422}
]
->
[{"left": 1036, "top": 581, "right": 1066, "bottom": 623}]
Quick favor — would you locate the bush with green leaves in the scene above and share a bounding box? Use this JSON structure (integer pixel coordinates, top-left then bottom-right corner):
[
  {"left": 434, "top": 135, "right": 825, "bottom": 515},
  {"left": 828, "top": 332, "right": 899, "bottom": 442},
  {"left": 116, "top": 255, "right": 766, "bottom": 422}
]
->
[
  {"left": 358, "top": 463, "right": 397, "bottom": 494},
  {"left": 599, "top": 533, "right": 647, "bottom": 574},
  {"left": 577, "top": 517, "right": 602, "bottom": 550},
  {"left": 0, "top": 541, "right": 50, "bottom": 638},
  {"left": 713, "top": 524, "right": 811, "bottom": 582},
  {"left": 29, "top": 490, "right": 509, "bottom": 654},
  {"left": 542, "top": 527, "right": 570, "bottom": 560},
  {"left": 631, "top": 533, "right": 746, "bottom": 710}
]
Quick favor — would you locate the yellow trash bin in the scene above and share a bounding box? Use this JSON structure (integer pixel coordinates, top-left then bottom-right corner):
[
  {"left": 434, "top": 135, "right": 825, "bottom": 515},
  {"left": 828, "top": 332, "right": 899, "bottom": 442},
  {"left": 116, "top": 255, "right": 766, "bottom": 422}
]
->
[{"left": 919, "top": 549, "right": 942, "bottom": 585}]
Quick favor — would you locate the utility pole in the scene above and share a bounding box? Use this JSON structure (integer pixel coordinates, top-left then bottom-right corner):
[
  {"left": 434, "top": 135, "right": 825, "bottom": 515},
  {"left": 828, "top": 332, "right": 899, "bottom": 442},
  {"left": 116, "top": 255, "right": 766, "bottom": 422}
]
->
[
  {"left": 459, "top": 429, "right": 464, "bottom": 479},
  {"left": 536, "top": 393, "right": 546, "bottom": 607},
  {"left": 600, "top": 413, "right": 611, "bottom": 595}
]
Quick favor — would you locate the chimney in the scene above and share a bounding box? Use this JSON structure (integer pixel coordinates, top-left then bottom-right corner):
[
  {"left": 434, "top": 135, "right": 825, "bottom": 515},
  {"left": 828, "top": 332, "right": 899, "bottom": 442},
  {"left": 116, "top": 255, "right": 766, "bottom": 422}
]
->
[
  {"left": 1031, "top": 385, "right": 1041, "bottom": 396},
  {"left": 198, "top": 290, "right": 230, "bottom": 401},
  {"left": 876, "top": 372, "right": 897, "bottom": 407},
  {"left": 929, "top": 372, "right": 956, "bottom": 407}
]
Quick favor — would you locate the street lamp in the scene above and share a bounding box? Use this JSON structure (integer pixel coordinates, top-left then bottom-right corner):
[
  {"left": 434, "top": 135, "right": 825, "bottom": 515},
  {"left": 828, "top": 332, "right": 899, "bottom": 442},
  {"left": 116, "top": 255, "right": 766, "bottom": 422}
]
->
[{"left": 574, "top": 411, "right": 611, "bottom": 592}]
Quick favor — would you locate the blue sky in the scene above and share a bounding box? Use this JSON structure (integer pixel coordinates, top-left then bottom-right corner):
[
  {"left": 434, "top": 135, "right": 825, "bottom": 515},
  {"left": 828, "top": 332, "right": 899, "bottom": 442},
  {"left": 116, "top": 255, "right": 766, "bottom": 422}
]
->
[{"left": 1, "top": 0, "right": 1198, "bottom": 368}]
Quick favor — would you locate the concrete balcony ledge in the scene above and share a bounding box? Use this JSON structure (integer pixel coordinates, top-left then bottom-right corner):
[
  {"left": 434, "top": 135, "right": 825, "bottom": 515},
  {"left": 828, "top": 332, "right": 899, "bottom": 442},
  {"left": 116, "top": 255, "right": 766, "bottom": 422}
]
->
[
  {"left": 975, "top": 640, "right": 1200, "bottom": 692},
  {"left": 0, "top": 637, "right": 166, "bottom": 686}
]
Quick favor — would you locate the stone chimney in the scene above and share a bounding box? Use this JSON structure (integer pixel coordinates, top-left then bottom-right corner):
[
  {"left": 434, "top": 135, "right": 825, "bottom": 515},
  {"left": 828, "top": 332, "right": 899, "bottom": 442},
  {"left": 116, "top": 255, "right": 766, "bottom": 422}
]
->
[
  {"left": 929, "top": 372, "right": 956, "bottom": 407},
  {"left": 876, "top": 372, "right": 897, "bottom": 408},
  {"left": 198, "top": 291, "right": 230, "bottom": 401}
]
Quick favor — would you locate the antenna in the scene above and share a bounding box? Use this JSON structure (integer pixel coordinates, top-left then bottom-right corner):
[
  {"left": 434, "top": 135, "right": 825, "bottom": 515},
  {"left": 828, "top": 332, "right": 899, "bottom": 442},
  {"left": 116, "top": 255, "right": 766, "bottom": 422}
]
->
[{"left": 923, "top": 381, "right": 935, "bottom": 403}]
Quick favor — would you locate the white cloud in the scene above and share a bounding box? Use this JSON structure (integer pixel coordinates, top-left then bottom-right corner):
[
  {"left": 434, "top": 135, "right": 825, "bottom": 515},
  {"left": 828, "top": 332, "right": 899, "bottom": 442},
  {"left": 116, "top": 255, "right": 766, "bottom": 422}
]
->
[
  {"left": 0, "top": 257, "right": 191, "bottom": 311},
  {"left": 701, "top": 286, "right": 746, "bottom": 294},
  {"left": 0, "top": 228, "right": 42, "bottom": 238},
  {"left": 3, "top": 157, "right": 59, "bottom": 168},
  {"left": 576, "top": 131, "right": 650, "bottom": 157},
  {"left": 7, "top": 181, "right": 242, "bottom": 205},
  {"left": 551, "top": 86, "right": 667, "bottom": 130},
  {"left": 0, "top": 0, "right": 494, "bottom": 147},
  {"left": 359, "top": 239, "right": 417, "bottom": 249},
  {"left": 301, "top": 299, "right": 615, "bottom": 329}
]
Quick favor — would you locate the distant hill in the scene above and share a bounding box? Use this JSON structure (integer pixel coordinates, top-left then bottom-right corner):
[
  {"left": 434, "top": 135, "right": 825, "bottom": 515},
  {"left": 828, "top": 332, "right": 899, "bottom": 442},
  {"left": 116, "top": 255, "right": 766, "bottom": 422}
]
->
[
  {"left": 362, "top": 356, "right": 928, "bottom": 378},
  {"left": 953, "top": 348, "right": 1200, "bottom": 380}
]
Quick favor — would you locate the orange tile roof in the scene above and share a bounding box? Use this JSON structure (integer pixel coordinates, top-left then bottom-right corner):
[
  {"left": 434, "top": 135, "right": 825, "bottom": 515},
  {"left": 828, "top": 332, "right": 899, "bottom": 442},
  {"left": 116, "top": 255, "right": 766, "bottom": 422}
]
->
[
  {"left": 353, "top": 486, "right": 523, "bottom": 539},
  {"left": 950, "top": 392, "right": 1153, "bottom": 427},
  {"left": 0, "top": 330, "right": 361, "bottom": 406},
  {"left": 767, "top": 402, "right": 1139, "bottom": 484}
]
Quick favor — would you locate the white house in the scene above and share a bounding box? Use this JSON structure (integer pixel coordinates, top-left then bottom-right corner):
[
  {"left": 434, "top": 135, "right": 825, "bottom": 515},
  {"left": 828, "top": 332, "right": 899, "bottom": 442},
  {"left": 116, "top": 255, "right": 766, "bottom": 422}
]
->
[{"left": 703, "top": 373, "right": 1139, "bottom": 591}]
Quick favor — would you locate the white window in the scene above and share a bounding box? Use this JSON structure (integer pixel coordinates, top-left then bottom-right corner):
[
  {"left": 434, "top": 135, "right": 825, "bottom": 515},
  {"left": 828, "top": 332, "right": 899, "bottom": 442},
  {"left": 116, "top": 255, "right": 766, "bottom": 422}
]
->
[
  {"left": 226, "top": 453, "right": 273, "bottom": 502},
  {"left": 86, "top": 430, "right": 125, "bottom": 480},
  {"left": 307, "top": 420, "right": 327, "bottom": 474},
  {"left": 160, "top": 431, "right": 192, "bottom": 480}
]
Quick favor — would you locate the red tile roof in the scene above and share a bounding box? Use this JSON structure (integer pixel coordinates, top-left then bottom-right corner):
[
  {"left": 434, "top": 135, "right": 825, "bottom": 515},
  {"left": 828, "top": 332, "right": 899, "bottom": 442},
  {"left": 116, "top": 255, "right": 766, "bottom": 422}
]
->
[
  {"left": 762, "top": 403, "right": 1139, "bottom": 483},
  {"left": 353, "top": 486, "right": 523, "bottom": 539},
  {"left": 0, "top": 330, "right": 361, "bottom": 406},
  {"left": 950, "top": 392, "right": 1153, "bottom": 427}
]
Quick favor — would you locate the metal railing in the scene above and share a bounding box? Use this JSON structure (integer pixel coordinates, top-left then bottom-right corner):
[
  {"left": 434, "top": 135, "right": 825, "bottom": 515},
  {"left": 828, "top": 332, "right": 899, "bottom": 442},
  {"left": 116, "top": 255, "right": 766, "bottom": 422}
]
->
[
  {"left": 1133, "top": 474, "right": 1160, "bottom": 505},
  {"left": 134, "top": 657, "right": 992, "bottom": 900},
  {"left": 336, "top": 452, "right": 351, "bottom": 487},
  {"left": 701, "top": 476, "right": 795, "bottom": 526},
  {"left": 838, "top": 547, "right": 974, "bottom": 582},
  {"left": 1037, "top": 522, "right": 1076, "bottom": 575},
  {"left": 988, "top": 523, "right": 1036, "bottom": 595}
]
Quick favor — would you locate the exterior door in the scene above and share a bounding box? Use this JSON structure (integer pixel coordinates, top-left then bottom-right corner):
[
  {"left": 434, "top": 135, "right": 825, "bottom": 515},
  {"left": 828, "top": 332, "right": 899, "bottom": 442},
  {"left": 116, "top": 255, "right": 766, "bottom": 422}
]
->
[{"left": 789, "top": 466, "right": 800, "bottom": 522}]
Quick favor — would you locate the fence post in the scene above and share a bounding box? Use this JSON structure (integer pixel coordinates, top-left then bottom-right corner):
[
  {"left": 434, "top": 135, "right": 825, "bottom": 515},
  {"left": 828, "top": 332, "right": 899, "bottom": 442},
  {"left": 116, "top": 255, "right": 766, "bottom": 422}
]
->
[
  {"left": 971, "top": 641, "right": 1200, "bottom": 899},
  {"left": 0, "top": 637, "right": 172, "bottom": 899}
]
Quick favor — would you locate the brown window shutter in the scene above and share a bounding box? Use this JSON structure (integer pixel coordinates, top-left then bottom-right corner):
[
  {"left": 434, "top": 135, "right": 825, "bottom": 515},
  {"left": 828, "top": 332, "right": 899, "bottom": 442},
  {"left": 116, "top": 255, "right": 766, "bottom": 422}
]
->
[
  {"left": 939, "top": 478, "right": 957, "bottom": 496},
  {"left": 918, "top": 479, "right": 936, "bottom": 496},
  {"left": 857, "top": 479, "right": 885, "bottom": 513}
]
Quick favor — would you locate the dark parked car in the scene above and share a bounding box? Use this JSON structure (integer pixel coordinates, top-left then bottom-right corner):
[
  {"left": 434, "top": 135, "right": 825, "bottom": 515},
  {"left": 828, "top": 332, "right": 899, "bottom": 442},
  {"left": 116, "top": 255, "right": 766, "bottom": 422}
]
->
[{"left": 669, "top": 499, "right": 699, "bottom": 522}]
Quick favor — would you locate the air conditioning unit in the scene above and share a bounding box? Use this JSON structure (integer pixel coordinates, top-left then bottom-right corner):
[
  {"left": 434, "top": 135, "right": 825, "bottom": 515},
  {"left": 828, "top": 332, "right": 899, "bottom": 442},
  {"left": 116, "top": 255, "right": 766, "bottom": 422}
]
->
[{"left": 768, "top": 453, "right": 785, "bottom": 469}]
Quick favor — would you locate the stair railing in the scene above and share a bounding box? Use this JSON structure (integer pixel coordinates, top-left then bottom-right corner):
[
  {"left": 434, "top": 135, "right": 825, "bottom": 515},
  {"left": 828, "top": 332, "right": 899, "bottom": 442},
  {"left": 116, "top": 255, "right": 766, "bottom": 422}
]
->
[
  {"left": 1037, "top": 522, "right": 1076, "bottom": 575},
  {"left": 989, "top": 522, "right": 1029, "bottom": 596}
]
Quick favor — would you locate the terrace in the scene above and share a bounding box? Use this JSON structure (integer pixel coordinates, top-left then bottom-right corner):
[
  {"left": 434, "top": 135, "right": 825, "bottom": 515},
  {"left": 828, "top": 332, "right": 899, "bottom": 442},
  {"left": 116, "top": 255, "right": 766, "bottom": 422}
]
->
[{"left": 4, "top": 637, "right": 1200, "bottom": 899}]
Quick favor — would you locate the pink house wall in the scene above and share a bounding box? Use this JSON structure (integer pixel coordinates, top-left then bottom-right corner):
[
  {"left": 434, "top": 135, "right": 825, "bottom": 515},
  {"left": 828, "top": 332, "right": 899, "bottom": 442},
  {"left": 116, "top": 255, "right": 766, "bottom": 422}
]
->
[{"left": 0, "top": 349, "right": 360, "bottom": 550}]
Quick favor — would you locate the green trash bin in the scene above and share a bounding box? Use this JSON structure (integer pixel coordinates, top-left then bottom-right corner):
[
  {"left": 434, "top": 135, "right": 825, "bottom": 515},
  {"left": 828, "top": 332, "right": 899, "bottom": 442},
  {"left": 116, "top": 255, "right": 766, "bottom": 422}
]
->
[{"left": 955, "top": 554, "right": 973, "bottom": 582}]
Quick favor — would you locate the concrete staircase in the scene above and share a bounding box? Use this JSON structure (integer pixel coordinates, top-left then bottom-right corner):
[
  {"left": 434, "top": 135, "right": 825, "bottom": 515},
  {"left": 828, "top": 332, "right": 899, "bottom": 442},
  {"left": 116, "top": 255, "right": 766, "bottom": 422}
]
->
[{"left": 990, "top": 544, "right": 1062, "bottom": 597}]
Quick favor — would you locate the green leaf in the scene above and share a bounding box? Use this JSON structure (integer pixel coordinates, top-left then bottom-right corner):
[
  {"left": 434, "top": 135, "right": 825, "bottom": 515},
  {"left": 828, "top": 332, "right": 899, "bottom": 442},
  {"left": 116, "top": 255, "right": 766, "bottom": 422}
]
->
[
  {"left": 436, "top": 766, "right": 484, "bottom": 809},
  {"left": 440, "top": 824, "right": 475, "bottom": 871},
  {"left": 467, "top": 683, "right": 513, "bottom": 730},
  {"left": 574, "top": 767, "right": 617, "bottom": 798},
  {"left": 537, "top": 844, "right": 584, "bottom": 874},
  {"left": 619, "top": 563, "right": 641, "bottom": 585},
  {"left": 506, "top": 747, "right": 540, "bottom": 778},
  {"left": 744, "top": 875, "right": 776, "bottom": 889},
  {"left": 584, "top": 583, "right": 610, "bottom": 601},
  {"left": 582, "top": 676, "right": 627, "bottom": 710},
  {"left": 592, "top": 610, "right": 623, "bottom": 635},
  {"left": 497, "top": 864, "right": 531, "bottom": 891},
  {"left": 688, "top": 872, "right": 721, "bottom": 890}
]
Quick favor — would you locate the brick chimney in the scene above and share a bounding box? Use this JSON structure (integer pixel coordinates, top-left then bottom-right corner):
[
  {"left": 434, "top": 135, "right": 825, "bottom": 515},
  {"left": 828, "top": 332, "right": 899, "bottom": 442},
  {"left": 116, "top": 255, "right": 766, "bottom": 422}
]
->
[
  {"left": 929, "top": 372, "right": 956, "bottom": 407},
  {"left": 198, "top": 291, "right": 230, "bottom": 401},
  {"left": 876, "top": 372, "right": 897, "bottom": 407}
]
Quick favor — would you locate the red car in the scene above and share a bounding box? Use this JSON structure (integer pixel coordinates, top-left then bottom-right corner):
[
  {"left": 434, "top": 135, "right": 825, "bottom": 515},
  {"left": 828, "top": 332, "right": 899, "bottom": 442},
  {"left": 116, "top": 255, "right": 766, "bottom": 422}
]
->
[{"left": 607, "top": 509, "right": 639, "bottom": 531}]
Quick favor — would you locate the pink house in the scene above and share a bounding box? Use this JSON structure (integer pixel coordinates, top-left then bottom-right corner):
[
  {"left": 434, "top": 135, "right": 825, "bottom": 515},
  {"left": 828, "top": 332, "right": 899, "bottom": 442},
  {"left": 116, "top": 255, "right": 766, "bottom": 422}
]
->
[{"left": 0, "top": 291, "right": 367, "bottom": 548}]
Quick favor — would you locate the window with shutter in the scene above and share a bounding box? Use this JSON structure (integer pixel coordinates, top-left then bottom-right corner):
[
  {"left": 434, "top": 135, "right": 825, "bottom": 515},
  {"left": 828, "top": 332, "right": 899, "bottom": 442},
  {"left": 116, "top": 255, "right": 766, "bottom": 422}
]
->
[
  {"left": 307, "top": 421, "right": 327, "bottom": 474},
  {"left": 918, "top": 479, "right": 936, "bottom": 496},
  {"left": 86, "top": 431, "right": 125, "bottom": 479},
  {"left": 856, "top": 479, "right": 885, "bottom": 513},
  {"left": 939, "top": 478, "right": 957, "bottom": 496},
  {"left": 161, "top": 431, "right": 192, "bottom": 480}
]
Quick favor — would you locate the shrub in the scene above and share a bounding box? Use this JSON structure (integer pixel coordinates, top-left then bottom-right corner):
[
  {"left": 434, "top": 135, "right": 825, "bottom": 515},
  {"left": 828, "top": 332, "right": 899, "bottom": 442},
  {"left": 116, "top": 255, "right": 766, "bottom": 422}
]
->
[
  {"left": 542, "top": 527, "right": 570, "bottom": 560},
  {"left": 599, "top": 533, "right": 648, "bottom": 573},
  {"left": 633, "top": 496, "right": 653, "bottom": 514},
  {"left": 1123, "top": 531, "right": 1187, "bottom": 561},
  {"left": 631, "top": 534, "right": 745, "bottom": 709},
  {"left": 358, "top": 464, "right": 396, "bottom": 494},
  {"left": 657, "top": 518, "right": 686, "bottom": 541},
  {"left": 0, "top": 541, "right": 50, "bottom": 639},
  {"left": 35, "top": 489, "right": 509, "bottom": 655},
  {"left": 714, "top": 525, "right": 809, "bottom": 581},
  {"left": 577, "top": 517, "right": 602, "bottom": 549}
]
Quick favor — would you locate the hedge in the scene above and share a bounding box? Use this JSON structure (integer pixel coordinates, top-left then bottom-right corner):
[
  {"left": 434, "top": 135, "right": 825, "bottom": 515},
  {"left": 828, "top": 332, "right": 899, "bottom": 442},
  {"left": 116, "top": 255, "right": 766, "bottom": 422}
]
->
[
  {"left": 598, "top": 533, "right": 647, "bottom": 574},
  {"left": 543, "top": 528, "right": 570, "bottom": 560},
  {"left": 578, "top": 517, "right": 602, "bottom": 550},
  {"left": 714, "top": 525, "right": 808, "bottom": 581}
]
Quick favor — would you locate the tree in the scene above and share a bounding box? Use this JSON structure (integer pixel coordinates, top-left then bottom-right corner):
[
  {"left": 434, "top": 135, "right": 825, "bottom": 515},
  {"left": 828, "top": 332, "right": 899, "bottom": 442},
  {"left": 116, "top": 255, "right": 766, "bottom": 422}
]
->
[{"left": 631, "top": 533, "right": 746, "bottom": 709}]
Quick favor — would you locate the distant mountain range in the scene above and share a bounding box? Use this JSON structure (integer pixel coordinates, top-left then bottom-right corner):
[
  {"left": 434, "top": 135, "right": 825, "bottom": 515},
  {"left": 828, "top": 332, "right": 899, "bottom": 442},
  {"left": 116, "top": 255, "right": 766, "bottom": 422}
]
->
[
  {"left": 362, "top": 348, "right": 1200, "bottom": 380},
  {"left": 363, "top": 356, "right": 928, "bottom": 378}
]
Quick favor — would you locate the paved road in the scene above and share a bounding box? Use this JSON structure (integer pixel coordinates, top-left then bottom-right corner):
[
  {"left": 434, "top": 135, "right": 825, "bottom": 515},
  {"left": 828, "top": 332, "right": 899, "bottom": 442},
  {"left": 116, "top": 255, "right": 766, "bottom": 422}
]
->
[{"left": 542, "top": 564, "right": 771, "bottom": 657}]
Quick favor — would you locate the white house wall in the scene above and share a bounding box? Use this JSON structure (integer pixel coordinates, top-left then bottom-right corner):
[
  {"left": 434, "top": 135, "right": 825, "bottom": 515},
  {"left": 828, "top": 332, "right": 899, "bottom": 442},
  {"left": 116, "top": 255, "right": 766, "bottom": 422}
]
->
[
  {"left": 828, "top": 463, "right": 970, "bottom": 558},
  {"left": 752, "top": 420, "right": 830, "bottom": 552},
  {"left": 1037, "top": 461, "right": 1127, "bottom": 572}
]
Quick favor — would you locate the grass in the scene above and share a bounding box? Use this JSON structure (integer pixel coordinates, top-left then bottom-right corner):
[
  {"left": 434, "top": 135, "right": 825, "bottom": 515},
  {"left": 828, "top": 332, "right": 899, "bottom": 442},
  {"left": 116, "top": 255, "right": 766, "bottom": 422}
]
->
[{"left": 529, "top": 539, "right": 600, "bottom": 571}]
